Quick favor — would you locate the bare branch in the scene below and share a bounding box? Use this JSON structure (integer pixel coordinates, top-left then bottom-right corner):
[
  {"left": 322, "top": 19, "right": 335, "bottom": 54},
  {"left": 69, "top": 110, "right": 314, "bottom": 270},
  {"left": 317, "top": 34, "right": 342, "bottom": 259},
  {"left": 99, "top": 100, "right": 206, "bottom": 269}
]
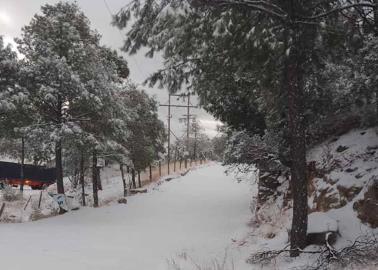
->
[
  {"left": 208, "top": 0, "right": 287, "bottom": 20},
  {"left": 301, "top": 2, "right": 376, "bottom": 21}
]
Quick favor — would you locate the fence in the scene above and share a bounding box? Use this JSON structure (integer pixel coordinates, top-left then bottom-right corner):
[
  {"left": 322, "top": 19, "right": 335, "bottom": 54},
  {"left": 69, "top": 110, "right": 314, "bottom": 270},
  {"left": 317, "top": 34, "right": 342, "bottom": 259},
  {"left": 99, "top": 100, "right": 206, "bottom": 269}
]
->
[{"left": 134, "top": 159, "right": 208, "bottom": 188}]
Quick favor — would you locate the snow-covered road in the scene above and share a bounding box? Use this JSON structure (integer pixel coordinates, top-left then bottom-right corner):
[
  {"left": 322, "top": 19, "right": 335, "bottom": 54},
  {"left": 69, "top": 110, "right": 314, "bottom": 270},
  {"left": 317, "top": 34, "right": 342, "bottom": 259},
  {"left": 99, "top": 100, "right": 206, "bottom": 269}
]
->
[{"left": 0, "top": 164, "right": 253, "bottom": 270}]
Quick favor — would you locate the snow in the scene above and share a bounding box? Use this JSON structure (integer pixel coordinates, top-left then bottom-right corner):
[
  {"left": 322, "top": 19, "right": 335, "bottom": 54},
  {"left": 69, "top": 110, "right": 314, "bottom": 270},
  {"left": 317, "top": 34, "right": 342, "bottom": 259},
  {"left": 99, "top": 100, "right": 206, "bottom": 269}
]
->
[
  {"left": 0, "top": 164, "right": 254, "bottom": 270},
  {"left": 308, "top": 212, "right": 338, "bottom": 233}
]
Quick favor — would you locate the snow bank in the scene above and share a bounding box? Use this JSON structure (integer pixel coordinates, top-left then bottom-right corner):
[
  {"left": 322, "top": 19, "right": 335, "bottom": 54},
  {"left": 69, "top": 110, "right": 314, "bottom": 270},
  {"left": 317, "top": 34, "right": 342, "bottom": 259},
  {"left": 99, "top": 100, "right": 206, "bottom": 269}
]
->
[{"left": 308, "top": 212, "right": 338, "bottom": 233}]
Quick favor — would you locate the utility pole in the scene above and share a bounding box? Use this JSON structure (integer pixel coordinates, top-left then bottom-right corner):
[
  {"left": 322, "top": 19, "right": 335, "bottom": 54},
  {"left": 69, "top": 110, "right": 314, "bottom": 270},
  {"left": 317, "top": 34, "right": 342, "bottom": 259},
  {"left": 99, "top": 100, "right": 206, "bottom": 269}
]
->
[
  {"left": 167, "top": 94, "right": 171, "bottom": 174},
  {"left": 186, "top": 94, "right": 190, "bottom": 168},
  {"left": 159, "top": 93, "right": 197, "bottom": 171},
  {"left": 180, "top": 113, "right": 196, "bottom": 167}
]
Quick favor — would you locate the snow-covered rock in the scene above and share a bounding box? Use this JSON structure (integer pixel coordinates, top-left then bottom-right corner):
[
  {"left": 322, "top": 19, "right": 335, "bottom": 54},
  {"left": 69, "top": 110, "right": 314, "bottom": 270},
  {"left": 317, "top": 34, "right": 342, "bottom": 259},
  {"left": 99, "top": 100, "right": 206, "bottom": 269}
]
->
[{"left": 308, "top": 212, "right": 338, "bottom": 233}]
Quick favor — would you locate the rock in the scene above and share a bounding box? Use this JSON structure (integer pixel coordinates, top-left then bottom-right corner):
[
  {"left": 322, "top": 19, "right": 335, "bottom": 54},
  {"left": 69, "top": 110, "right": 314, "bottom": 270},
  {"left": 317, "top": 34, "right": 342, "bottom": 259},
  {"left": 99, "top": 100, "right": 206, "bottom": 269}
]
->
[
  {"left": 345, "top": 167, "right": 358, "bottom": 173},
  {"left": 165, "top": 177, "right": 174, "bottom": 182},
  {"left": 129, "top": 188, "right": 148, "bottom": 194},
  {"left": 360, "top": 131, "right": 366, "bottom": 135},
  {"left": 336, "top": 145, "right": 349, "bottom": 153},
  {"left": 118, "top": 198, "right": 127, "bottom": 204},
  {"left": 181, "top": 170, "right": 190, "bottom": 176},
  {"left": 308, "top": 212, "right": 338, "bottom": 234},
  {"left": 330, "top": 137, "right": 339, "bottom": 143},
  {"left": 367, "top": 145, "right": 378, "bottom": 151},
  {"left": 307, "top": 231, "right": 338, "bottom": 246},
  {"left": 367, "top": 150, "right": 376, "bottom": 156},
  {"left": 306, "top": 212, "right": 338, "bottom": 246}
]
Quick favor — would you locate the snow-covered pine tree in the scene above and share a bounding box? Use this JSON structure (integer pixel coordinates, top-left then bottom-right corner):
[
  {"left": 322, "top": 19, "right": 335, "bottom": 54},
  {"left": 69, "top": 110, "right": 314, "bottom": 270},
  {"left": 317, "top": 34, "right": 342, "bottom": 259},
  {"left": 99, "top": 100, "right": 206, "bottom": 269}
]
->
[
  {"left": 117, "top": 84, "right": 166, "bottom": 174},
  {"left": 16, "top": 2, "right": 105, "bottom": 196}
]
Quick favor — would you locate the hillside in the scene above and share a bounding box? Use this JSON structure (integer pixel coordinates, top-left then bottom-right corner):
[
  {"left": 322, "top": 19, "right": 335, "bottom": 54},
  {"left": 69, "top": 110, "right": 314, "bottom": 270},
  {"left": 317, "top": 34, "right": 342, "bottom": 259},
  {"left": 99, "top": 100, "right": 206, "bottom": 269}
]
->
[{"left": 233, "top": 128, "right": 378, "bottom": 270}]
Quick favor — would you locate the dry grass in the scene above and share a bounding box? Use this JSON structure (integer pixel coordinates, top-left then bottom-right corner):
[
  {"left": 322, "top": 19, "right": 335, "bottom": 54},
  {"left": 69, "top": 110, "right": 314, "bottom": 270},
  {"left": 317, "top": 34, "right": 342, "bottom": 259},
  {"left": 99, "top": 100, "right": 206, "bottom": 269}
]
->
[{"left": 166, "top": 249, "right": 235, "bottom": 270}]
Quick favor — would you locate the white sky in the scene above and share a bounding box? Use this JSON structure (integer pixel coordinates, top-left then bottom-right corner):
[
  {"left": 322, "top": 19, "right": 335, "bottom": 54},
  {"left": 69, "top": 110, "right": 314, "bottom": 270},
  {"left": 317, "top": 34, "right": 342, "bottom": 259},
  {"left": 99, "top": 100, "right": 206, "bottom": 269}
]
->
[{"left": 0, "top": 0, "right": 222, "bottom": 138}]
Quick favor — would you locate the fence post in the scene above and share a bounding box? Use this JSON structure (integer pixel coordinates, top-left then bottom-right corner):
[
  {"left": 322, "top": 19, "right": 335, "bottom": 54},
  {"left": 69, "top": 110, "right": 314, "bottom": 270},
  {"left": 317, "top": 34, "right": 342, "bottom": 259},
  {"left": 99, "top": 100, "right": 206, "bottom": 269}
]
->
[
  {"left": 38, "top": 191, "right": 43, "bottom": 209},
  {"left": 159, "top": 161, "right": 162, "bottom": 176},
  {"left": 0, "top": 203, "right": 5, "bottom": 219},
  {"left": 149, "top": 165, "right": 152, "bottom": 182},
  {"left": 174, "top": 158, "right": 176, "bottom": 172},
  {"left": 24, "top": 195, "right": 32, "bottom": 210}
]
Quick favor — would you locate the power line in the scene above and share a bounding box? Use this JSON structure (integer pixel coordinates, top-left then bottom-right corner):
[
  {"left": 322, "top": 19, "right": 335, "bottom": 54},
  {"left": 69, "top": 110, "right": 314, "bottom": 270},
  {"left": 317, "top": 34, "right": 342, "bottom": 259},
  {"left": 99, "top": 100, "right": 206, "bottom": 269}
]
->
[{"left": 159, "top": 93, "right": 198, "bottom": 170}]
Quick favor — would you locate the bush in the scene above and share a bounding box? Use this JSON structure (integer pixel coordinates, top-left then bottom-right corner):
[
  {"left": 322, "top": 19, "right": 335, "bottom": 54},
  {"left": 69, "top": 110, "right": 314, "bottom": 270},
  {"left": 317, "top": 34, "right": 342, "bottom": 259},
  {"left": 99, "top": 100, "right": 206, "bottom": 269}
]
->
[{"left": 1, "top": 185, "right": 21, "bottom": 202}]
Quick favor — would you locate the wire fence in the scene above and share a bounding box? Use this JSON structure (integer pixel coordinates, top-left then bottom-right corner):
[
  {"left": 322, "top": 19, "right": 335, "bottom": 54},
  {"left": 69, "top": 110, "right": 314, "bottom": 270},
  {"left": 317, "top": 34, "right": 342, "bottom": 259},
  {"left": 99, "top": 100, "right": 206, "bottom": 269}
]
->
[{"left": 137, "top": 159, "right": 208, "bottom": 187}]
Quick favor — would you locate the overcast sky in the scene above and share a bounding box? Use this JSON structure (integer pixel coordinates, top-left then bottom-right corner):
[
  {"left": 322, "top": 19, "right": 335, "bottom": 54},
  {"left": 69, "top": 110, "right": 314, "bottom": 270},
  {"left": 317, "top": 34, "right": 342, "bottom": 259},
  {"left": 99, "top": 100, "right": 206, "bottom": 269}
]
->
[{"left": 0, "top": 0, "right": 222, "bottom": 138}]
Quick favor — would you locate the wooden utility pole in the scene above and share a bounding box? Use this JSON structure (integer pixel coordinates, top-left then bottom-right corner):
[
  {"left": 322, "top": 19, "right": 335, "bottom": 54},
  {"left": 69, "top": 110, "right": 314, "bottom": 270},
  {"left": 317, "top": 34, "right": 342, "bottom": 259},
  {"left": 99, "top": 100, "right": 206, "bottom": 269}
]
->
[
  {"left": 180, "top": 113, "right": 196, "bottom": 167},
  {"left": 186, "top": 94, "right": 190, "bottom": 168},
  {"left": 168, "top": 94, "right": 171, "bottom": 174},
  {"left": 173, "top": 158, "right": 176, "bottom": 172},
  {"left": 159, "top": 93, "right": 197, "bottom": 171}
]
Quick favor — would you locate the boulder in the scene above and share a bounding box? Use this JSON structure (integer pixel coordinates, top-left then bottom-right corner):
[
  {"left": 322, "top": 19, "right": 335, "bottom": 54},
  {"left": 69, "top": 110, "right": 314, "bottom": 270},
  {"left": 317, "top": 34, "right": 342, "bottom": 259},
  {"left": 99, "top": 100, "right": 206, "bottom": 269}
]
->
[
  {"left": 118, "top": 198, "right": 128, "bottom": 204},
  {"left": 306, "top": 212, "right": 338, "bottom": 246},
  {"left": 129, "top": 188, "right": 148, "bottom": 194},
  {"left": 336, "top": 145, "right": 349, "bottom": 153}
]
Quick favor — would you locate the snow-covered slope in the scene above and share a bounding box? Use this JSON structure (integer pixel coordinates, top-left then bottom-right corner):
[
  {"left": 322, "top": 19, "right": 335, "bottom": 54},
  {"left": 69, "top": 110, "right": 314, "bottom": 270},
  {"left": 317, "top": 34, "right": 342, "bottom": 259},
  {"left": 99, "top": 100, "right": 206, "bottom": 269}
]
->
[{"left": 237, "top": 128, "right": 378, "bottom": 270}]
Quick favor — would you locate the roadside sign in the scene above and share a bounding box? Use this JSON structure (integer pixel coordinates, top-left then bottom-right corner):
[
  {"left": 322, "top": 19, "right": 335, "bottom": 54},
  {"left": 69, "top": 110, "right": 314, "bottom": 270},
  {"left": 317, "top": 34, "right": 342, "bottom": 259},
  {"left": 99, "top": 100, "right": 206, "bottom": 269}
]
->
[
  {"left": 97, "top": 158, "right": 105, "bottom": 168},
  {"left": 50, "top": 193, "right": 68, "bottom": 211}
]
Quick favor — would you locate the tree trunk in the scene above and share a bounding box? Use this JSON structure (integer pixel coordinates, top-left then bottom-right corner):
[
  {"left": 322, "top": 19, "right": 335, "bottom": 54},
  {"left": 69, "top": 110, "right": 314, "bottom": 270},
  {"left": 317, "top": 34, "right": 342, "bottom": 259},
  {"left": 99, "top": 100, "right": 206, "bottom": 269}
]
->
[
  {"left": 285, "top": 17, "right": 317, "bottom": 255},
  {"left": 97, "top": 168, "right": 102, "bottom": 190},
  {"left": 55, "top": 140, "right": 64, "bottom": 194},
  {"left": 56, "top": 95, "right": 64, "bottom": 195},
  {"left": 131, "top": 168, "right": 136, "bottom": 189},
  {"left": 120, "top": 163, "right": 127, "bottom": 197},
  {"left": 138, "top": 171, "right": 141, "bottom": 188},
  {"left": 287, "top": 45, "right": 308, "bottom": 257},
  {"left": 80, "top": 152, "right": 86, "bottom": 206},
  {"left": 20, "top": 136, "right": 25, "bottom": 193},
  {"left": 92, "top": 150, "right": 98, "bottom": 207},
  {"left": 374, "top": 0, "right": 378, "bottom": 121}
]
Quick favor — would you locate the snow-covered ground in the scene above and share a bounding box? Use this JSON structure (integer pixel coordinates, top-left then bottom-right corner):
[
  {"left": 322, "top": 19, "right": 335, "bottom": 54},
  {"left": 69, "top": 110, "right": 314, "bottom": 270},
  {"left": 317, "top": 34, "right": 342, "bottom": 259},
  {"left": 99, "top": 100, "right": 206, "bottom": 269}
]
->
[{"left": 0, "top": 164, "right": 255, "bottom": 270}]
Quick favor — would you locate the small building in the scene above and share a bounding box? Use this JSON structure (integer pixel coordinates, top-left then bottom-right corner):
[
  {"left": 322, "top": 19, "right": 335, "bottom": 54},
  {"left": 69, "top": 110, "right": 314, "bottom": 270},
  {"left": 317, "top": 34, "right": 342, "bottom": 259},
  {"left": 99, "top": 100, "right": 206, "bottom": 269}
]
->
[{"left": 0, "top": 161, "right": 56, "bottom": 189}]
